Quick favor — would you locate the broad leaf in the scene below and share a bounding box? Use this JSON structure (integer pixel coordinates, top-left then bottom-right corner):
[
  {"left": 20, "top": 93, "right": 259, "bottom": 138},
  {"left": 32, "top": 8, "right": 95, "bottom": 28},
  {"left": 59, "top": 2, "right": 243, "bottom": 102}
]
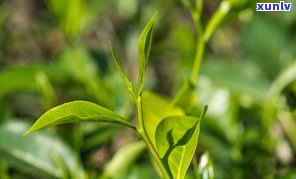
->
[
  {"left": 142, "top": 91, "right": 184, "bottom": 147},
  {"left": 0, "top": 67, "right": 39, "bottom": 97},
  {"left": 0, "top": 120, "right": 76, "bottom": 178},
  {"left": 24, "top": 100, "right": 135, "bottom": 136},
  {"left": 171, "top": 79, "right": 197, "bottom": 113},
  {"left": 155, "top": 116, "right": 201, "bottom": 179},
  {"left": 200, "top": 60, "right": 269, "bottom": 101},
  {"left": 0, "top": 51, "right": 112, "bottom": 108},
  {"left": 241, "top": 14, "right": 291, "bottom": 78},
  {"left": 82, "top": 124, "right": 120, "bottom": 150},
  {"left": 0, "top": 63, "right": 67, "bottom": 98},
  {"left": 137, "top": 12, "right": 157, "bottom": 94}
]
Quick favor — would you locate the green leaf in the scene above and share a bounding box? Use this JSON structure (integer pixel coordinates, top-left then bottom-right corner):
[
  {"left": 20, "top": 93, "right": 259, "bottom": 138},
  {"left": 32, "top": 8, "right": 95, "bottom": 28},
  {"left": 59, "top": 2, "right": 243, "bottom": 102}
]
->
[
  {"left": 0, "top": 67, "right": 39, "bottom": 97},
  {"left": 59, "top": 46, "right": 115, "bottom": 108},
  {"left": 23, "top": 100, "right": 136, "bottom": 136},
  {"left": 0, "top": 64, "right": 64, "bottom": 99},
  {"left": 82, "top": 124, "right": 120, "bottom": 150},
  {"left": 102, "top": 141, "right": 146, "bottom": 178},
  {"left": 200, "top": 60, "right": 269, "bottom": 101},
  {"left": 171, "top": 79, "right": 197, "bottom": 113},
  {"left": 35, "top": 71, "right": 57, "bottom": 110},
  {"left": 46, "top": 0, "right": 84, "bottom": 38},
  {"left": 0, "top": 120, "right": 76, "bottom": 178},
  {"left": 51, "top": 152, "right": 70, "bottom": 179},
  {"left": 155, "top": 115, "right": 201, "bottom": 179},
  {"left": 241, "top": 14, "right": 291, "bottom": 78},
  {"left": 109, "top": 43, "right": 136, "bottom": 100},
  {"left": 142, "top": 91, "right": 184, "bottom": 147},
  {"left": 137, "top": 12, "right": 157, "bottom": 94},
  {"left": 124, "top": 163, "right": 159, "bottom": 179}
]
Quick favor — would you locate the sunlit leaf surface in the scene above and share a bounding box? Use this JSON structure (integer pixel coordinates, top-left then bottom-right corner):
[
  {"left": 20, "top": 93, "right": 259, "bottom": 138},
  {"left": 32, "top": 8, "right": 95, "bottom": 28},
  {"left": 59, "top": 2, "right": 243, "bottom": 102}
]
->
[
  {"left": 24, "top": 101, "right": 135, "bottom": 136},
  {"left": 155, "top": 116, "right": 200, "bottom": 179}
]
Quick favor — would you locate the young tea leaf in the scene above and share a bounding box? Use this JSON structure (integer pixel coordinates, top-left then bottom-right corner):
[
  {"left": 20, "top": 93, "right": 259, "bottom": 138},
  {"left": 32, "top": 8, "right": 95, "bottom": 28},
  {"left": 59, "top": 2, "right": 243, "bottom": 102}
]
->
[
  {"left": 23, "top": 101, "right": 136, "bottom": 136},
  {"left": 137, "top": 12, "right": 157, "bottom": 94},
  {"left": 109, "top": 43, "right": 136, "bottom": 101},
  {"left": 155, "top": 116, "right": 200, "bottom": 179}
]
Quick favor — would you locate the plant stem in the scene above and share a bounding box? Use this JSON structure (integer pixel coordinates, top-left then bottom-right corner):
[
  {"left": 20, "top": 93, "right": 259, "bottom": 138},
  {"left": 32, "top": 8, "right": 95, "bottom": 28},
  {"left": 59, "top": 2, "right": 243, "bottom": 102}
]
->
[
  {"left": 190, "top": 33, "right": 205, "bottom": 84},
  {"left": 203, "top": 1, "right": 230, "bottom": 42},
  {"left": 190, "top": 1, "right": 205, "bottom": 85},
  {"left": 136, "top": 93, "right": 171, "bottom": 179},
  {"left": 190, "top": 0, "right": 230, "bottom": 84}
]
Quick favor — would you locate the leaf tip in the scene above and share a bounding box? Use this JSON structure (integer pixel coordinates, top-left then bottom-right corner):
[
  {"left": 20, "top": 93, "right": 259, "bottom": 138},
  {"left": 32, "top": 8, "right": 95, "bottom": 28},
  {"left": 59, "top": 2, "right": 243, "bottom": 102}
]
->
[
  {"left": 22, "top": 124, "right": 40, "bottom": 137},
  {"left": 22, "top": 128, "right": 33, "bottom": 137},
  {"left": 108, "top": 41, "right": 112, "bottom": 49},
  {"left": 200, "top": 105, "right": 208, "bottom": 120}
]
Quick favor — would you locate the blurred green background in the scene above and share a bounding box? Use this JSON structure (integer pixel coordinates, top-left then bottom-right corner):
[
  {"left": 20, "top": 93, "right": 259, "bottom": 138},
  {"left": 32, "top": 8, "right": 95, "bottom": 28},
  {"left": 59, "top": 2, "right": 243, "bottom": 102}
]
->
[{"left": 0, "top": 0, "right": 296, "bottom": 178}]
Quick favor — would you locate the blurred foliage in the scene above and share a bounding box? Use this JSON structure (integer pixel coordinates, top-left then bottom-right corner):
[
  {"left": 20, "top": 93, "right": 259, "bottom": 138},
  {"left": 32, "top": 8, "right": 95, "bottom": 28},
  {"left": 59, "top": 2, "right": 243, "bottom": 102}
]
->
[{"left": 0, "top": 0, "right": 296, "bottom": 178}]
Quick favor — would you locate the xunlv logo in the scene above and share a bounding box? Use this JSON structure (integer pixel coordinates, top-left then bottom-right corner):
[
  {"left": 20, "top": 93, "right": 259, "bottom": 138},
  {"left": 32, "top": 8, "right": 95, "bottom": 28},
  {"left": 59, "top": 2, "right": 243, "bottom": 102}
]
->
[{"left": 256, "top": 1, "right": 292, "bottom": 11}]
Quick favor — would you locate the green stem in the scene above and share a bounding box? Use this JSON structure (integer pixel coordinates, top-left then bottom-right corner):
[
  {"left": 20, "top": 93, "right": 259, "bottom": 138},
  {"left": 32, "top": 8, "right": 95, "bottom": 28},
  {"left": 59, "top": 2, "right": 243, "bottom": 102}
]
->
[
  {"left": 203, "top": 1, "right": 230, "bottom": 42},
  {"left": 190, "top": 1, "right": 205, "bottom": 85},
  {"left": 136, "top": 94, "right": 171, "bottom": 179},
  {"left": 190, "top": 33, "right": 205, "bottom": 84},
  {"left": 190, "top": 0, "right": 231, "bottom": 84}
]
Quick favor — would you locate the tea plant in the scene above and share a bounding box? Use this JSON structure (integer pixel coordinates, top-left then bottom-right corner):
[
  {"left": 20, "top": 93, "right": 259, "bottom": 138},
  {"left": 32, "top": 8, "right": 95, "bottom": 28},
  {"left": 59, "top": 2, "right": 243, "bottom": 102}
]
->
[
  {"left": 21, "top": 0, "right": 284, "bottom": 178},
  {"left": 23, "top": 11, "right": 207, "bottom": 178}
]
